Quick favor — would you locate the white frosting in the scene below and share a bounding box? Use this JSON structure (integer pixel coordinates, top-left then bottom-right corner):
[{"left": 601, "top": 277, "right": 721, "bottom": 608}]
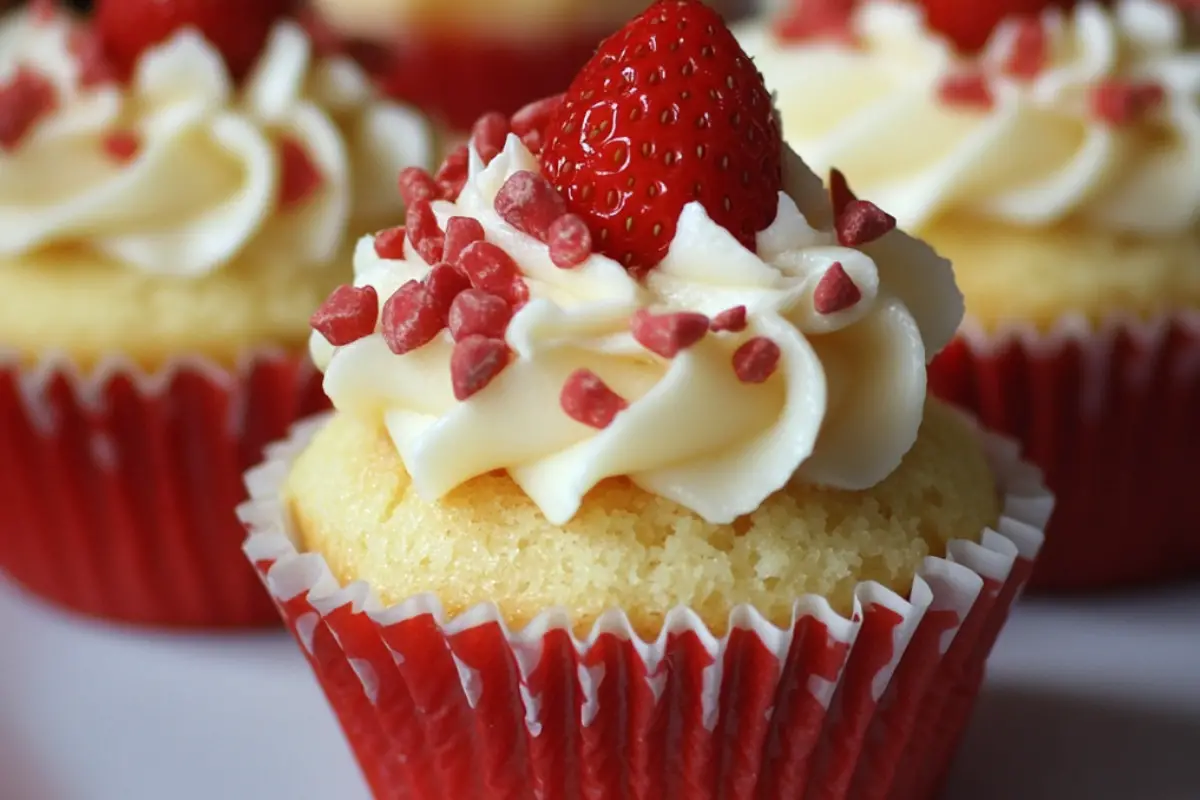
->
[
  {"left": 312, "top": 134, "right": 963, "bottom": 525},
  {"left": 0, "top": 11, "right": 434, "bottom": 275},
  {"left": 738, "top": 0, "right": 1200, "bottom": 233}
]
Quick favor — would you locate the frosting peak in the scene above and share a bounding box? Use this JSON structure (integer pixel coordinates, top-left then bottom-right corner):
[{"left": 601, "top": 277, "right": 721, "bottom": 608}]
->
[
  {"left": 0, "top": 10, "right": 433, "bottom": 276},
  {"left": 738, "top": 0, "right": 1200, "bottom": 234},
  {"left": 311, "top": 134, "right": 963, "bottom": 524}
]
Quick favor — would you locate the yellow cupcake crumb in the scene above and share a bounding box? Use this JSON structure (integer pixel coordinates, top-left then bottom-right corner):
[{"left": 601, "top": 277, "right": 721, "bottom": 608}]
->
[
  {"left": 923, "top": 216, "right": 1200, "bottom": 332},
  {"left": 286, "top": 400, "right": 999, "bottom": 638},
  {"left": 0, "top": 246, "right": 347, "bottom": 372}
]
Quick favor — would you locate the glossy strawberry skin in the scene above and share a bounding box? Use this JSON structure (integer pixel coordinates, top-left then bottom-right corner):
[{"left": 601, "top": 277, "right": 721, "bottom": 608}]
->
[
  {"left": 918, "top": 0, "right": 1076, "bottom": 53},
  {"left": 540, "top": 0, "right": 782, "bottom": 272},
  {"left": 95, "top": 0, "right": 294, "bottom": 82}
]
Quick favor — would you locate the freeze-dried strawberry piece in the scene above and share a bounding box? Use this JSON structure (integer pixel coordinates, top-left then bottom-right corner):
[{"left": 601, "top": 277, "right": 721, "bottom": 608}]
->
[
  {"left": 435, "top": 145, "right": 469, "bottom": 200},
  {"left": 457, "top": 240, "right": 526, "bottom": 304},
  {"left": 710, "top": 305, "right": 748, "bottom": 333},
  {"left": 0, "top": 67, "right": 58, "bottom": 152},
  {"left": 494, "top": 170, "right": 567, "bottom": 242},
  {"left": 424, "top": 263, "right": 472, "bottom": 318},
  {"left": 1090, "top": 80, "right": 1165, "bottom": 126},
  {"left": 310, "top": 284, "right": 379, "bottom": 346},
  {"left": 1002, "top": 18, "right": 1048, "bottom": 81},
  {"left": 374, "top": 226, "right": 408, "bottom": 259},
  {"left": 733, "top": 337, "right": 781, "bottom": 383},
  {"left": 521, "top": 129, "right": 545, "bottom": 155},
  {"left": 547, "top": 214, "right": 592, "bottom": 268},
  {"left": 448, "top": 289, "right": 512, "bottom": 341},
  {"left": 471, "top": 111, "right": 510, "bottom": 165},
  {"left": 278, "top": 136, "right": 323, "bottom": 209},
  {"left": 511, "top": 94, "right": 564, "bottom": 137},
  {"left": 631, "top": 310, "right": 710, "bottom": 358},
  {"left": 937, "top": 72, "right": 995, "bottom": 109},
  {"left": 451, "top": 335, "right": 511, "bottom": 400},
  {"left": 561, "top": 369, "right": 627, "bottom": 429},
  {"left": 813, "top": 262, "right": 862, "bottom": 314},
  {"left": 836, "top": 200, "right": 896, "bottom": 247},
  {"left": 381, "top": 280, "right": 445, "bottom": 354},
  {"left": 102, "top": 129, "right": 140, "bottom": 163},
  {"left": 398, "top": 166, "right": 438, "bottom": 206},
  {"left": 407, "top": 200, "right": 446, "bottom": 264},
  {"left": 444, "top": 216, "right": 486, "bottom": 264}
]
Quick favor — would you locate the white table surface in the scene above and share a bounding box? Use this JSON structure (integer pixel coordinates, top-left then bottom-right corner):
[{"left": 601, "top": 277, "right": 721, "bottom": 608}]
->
[{"left": 2, "top": 577, "right": 1198, "bottom": 800}]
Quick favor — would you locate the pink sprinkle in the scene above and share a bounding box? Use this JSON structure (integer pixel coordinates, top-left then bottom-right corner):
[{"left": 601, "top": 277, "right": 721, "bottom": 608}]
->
[
  {"left": 471, "top": 111, "right": 510, "bottom": 165},
  {"left": 560, "top": 369, "right": 627, "bottom": 429},
  {"left": 31, "top": 0, "right": 57, "bottom": 24},
  {"left": 732, "top": 337, "right": 782, "bottom": 384},
  {"left": 450, "top": 335, "right": 511, "bottom": 400},
  {"left": 630, "top": 310, "right": 710, "bottom": 358},
  {"left": 406, "top": 200, "right": 446, "bottom": 264},
  {"left": 710, "top": 306, "right": 748, "bottom": 333},
  {"left": 381, "top": 280, "right": 445, "bottom": 355},
  {"left": 435, "top": 145, "right": 469, "bottom": 201},
  {"left": 494, "top": 170, "right": 568, "bottom": 242},
  {"left": 547, "top": 214, "right": 592, "bottom": 268},
  {"left": 812, "top": 262, "right": 861, "bottom": 315},
  {"left": 444, "top": 216, "right": 486, "bottom": 265},
  {"left": 836, "top": 200, "right": 896, "bottom": 247},
  {"left": 102, "top": 129, "right": 140, "bottom": 163},
  {"left": 67, "top": 29, "right": 116, "bottom": 89},
  {"left": 310, "top": 284, "right": 378, "bottom": 346},
  {"left": 448, "top": 289, "right": 512, "bottom": 341},
  {"left": 398, "top": 167, "right": 438, "bottom": 207},
  {"left": 511, "top": 94, "right": 564, "bottom": 136},
  {"left": 374, "top": 226, "right": 408, "bottom": 260}
]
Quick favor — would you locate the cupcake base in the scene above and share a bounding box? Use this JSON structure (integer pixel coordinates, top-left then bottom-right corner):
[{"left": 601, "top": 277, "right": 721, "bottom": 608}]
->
[
  {"left": 240, "top": 413, "right": 1051, "bottom": 799},
  {"left": 0, "top": 350, "right": 328, "bottom": 628},
  {"left": 929, "top": 311, "right": 1200, "bottom": 592}
]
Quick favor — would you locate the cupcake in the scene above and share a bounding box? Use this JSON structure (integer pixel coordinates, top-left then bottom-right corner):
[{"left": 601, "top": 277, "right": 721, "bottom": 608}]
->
[
  {"left": 305, "top": 0, "right": 755, "bottom": 130},
  {"left": 0, "top": 0, "right": 435, "bottom": 627},
  {"left": 241, "top": 2, "right": 1051, "bottom": 795},
  {"left": 738, "top": 0, "right": 1200, "bottom": 591}
]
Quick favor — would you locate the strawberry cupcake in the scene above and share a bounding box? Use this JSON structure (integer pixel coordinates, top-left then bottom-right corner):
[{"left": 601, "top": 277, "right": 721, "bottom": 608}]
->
[
  {"left": 304, "top": 0, "right": 755, "bottom": 130},
  {"left": 738, "top": 0, "right": 1200, "bottom": 591},
  {"left": 241, "top": 2, "right": 1052, "bottom": 795},
  {"left": 0, "top": 0, "right": 435, "bottom": 627}
]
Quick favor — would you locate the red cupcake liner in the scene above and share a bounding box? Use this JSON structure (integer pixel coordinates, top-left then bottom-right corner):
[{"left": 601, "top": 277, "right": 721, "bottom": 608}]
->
[
  {"left": 929, "top": 311, "right": 1200, "bottom": 592},
  {"left": 0, "top": 350, "right": 328, "bottom": 628},
  {"left": 240, "top": 412, "right": 1051, "bottom": 799}
]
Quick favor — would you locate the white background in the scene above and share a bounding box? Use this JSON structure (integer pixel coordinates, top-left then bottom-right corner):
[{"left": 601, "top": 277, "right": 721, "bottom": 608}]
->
[{"left": 2, "top": 577, "right": 1198, "bottom": 800}]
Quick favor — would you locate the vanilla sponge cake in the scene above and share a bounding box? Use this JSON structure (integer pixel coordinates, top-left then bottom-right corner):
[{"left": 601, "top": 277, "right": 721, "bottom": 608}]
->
[{"left": 287, "top": 400, "right": 997, "bottom": 637}]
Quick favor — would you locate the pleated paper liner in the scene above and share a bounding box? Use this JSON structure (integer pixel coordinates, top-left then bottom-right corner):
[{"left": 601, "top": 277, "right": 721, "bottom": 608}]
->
[
  {"left": 240, "top": 412, "right": 1051, "bottom": 800},
  {"left": 929, "top": 310, "right": 1200, "bottom": 592},
  {"left": 0, "top": 349, "right": 328, "bottom": 628}
]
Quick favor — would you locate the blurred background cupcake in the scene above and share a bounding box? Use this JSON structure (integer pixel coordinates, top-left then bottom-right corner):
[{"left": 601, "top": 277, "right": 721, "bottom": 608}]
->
[
  {"left": 0, "top": 0, "right": 435, "bottom": 627},
  {"left": 242, "top": 2, "right": 1050, "bottom": 796},
  {"left": 302, "top": 0, "right": 756, "bottom": 130},
  {"left": 738, "top": 0, "right": 1200, "bottom": 591}
]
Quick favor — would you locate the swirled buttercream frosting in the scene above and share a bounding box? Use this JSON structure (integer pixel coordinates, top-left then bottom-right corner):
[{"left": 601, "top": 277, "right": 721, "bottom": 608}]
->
[
  {"left": 0, "top": 9, "right": 433, "bottom": 276},
  {"left": 738, "top": 0, "right": 1200, "bottom": 234},
  {"left": 309, "top": 134, "right": 964, "bottom": 525}
]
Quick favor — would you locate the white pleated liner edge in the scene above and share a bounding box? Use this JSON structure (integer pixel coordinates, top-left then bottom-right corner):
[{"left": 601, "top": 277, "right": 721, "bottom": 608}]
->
[
  {"left": 0, "top": 345, "right": 312, "bottom": 438},
  {"left": 240, "top": 410, "right": 1052, "bottom": 723}
]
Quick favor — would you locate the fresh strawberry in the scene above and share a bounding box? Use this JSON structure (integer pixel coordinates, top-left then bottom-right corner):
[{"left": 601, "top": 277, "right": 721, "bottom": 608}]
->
[
  {"left": 916, "top": 0, "right": 1076, "bottom": 54},
  {"left": 95, "top": 0, "right": 294, "bottom": 82},
  {"left": 540, "top": 0, "right": 782, "bottom": 273}
]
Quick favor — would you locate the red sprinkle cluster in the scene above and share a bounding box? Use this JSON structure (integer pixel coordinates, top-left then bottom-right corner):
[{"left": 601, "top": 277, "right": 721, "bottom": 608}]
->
[{"left": 0, "top": 67, "right": 58, "bottom": 152}]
